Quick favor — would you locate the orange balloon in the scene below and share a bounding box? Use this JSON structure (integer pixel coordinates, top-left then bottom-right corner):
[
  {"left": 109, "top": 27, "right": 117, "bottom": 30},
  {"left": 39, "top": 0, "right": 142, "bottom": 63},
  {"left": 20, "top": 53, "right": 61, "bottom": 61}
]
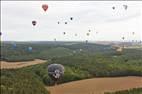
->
[{"left": 42, "top": 4, "right": 48, "bottom": 12}]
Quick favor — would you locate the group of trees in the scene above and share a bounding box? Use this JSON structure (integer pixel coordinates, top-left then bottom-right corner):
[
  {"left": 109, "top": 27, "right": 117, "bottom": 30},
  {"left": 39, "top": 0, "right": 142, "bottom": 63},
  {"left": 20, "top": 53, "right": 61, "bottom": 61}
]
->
[{"left": 0, "top": 69, "right": 49, "bottom": 94}]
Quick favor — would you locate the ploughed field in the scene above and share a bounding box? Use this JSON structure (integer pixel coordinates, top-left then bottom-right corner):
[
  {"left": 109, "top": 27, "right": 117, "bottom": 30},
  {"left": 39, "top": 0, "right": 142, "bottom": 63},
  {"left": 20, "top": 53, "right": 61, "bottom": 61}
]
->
[
  {"left": 0, "top": 59, "right": 46, "bottom": 69},
  {"left": 47, "top": 76, "right": 142, "bottom": 94}
]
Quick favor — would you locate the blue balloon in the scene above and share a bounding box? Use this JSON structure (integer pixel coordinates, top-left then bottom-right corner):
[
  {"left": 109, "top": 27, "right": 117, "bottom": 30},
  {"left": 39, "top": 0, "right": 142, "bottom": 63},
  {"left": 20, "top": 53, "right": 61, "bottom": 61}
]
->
[
  {"left": 28, "top": 47, "right": 33, "bottom": 51},
  {"left": 12, "top": 43, "right": 17, "bottom": 49}
]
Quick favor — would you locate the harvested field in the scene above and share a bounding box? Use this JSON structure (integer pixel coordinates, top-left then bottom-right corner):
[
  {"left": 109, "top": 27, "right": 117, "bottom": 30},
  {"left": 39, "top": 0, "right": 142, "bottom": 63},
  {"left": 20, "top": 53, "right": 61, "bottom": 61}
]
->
[
  {"left": 0, "top": 59, "right": 46, "bottom": 69},
  {"left": 47, "top": 76, "right": 142, "bottom": 94}
]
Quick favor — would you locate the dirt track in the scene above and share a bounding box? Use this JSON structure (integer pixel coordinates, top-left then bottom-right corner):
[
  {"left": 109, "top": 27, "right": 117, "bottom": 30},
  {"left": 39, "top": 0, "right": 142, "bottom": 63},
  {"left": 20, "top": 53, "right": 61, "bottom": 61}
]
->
[
  {"left": 0, "top": 59, "right": 46, "bottom": 69},
  {"left": 47, "top": 76, "right": 142, "bottom": 94}
]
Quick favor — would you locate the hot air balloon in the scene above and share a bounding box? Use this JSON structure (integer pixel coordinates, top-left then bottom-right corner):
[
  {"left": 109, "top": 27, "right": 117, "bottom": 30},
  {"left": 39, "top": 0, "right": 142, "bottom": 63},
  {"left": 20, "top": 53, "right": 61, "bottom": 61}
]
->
[
  {"left": 65, "top": 22, "right": 67, "bottom": 24},
  {"left": 112, "top": 6, "right": 115, "bottom": 10},
  {"left": 32, "top": 21, "right": 36, "bottom": 26},
  {"left": 122, "top": 37, "right": 125, "bottom": 40},
  {"left": 63, "top": 32, "right": 65, "bottom": 35},
  {"left": 116, "top": 47, "right": 123, "bottom": 55},
  {"left": 86, "top": 33, "right": 90, "bottom": 36},
  {"left": 70, "top": 17, "right": 73, "bottom": 20},
  {"left": 54, "top": 38, "right": 56, "bottom": 41},
  {"left": 42, "top": 4, "right": 48, "bottom": 12},
  {"left": 48, "top": 64, "right": 64, "bottom": 85},
  {"left": 132, "top": 32, "right": 135, "bottom": 35},
  {"left": 28, "top": 47, "right": 32, "bottom": 52},
  {"left": 12, "top": 43, "right": 17, "bottom": 49},
  {"left": 88, "top": 30, "right": 91, "bottom": 32},
  {"left": 123, "top": 5, "right": 128, "bottom": 10}
]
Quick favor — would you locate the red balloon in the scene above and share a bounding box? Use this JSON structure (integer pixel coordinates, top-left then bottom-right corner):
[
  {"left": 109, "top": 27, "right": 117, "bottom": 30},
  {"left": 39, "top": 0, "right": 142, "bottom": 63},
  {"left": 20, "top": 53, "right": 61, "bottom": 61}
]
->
[
  {"left": 42, "top": 4, "right": 48, "bottom": 12},
  {"left": 32, "top": 21, "right": 36, "bottom": 26}
]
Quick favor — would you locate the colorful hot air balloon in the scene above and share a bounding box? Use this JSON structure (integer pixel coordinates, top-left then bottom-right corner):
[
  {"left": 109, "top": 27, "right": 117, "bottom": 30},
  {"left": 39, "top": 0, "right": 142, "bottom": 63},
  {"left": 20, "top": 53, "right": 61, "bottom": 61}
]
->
[
  {"left": 42, "top": 4, "right": 48, "bottom": 12},
  {"left": 47, "top": 64, "right": 64, "bottom": 85},
  {"left": 32, "top": 21, "right": 36, "bottom": 26}
]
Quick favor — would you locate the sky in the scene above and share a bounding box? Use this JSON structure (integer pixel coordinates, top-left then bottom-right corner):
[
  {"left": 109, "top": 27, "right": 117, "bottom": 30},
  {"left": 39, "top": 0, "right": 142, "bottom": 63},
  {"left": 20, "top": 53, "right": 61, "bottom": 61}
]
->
[{"left": 1, "top": 1, "right": 142, "bottom": 42}]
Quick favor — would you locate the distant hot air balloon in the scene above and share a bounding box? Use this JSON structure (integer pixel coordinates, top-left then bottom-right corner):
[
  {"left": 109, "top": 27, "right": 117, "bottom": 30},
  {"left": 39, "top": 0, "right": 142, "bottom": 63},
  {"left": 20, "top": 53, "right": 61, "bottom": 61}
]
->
[
  {"left": 32, "top": 21, "right": 36, "bottom": 26},
  {"left": 75, "top": 34, "right": 77, "bottom": 36},
  {"left": 54, "top": 38, "right": 56, "bottom": 41},
  {"left": 12, "top": 43, "right": 17, "bottom": 49},
  {"left": 63, "top": 32, "right": 66, "bottom": 35},
  {"left": 28, "top": 47, "right": 33, "bottom": 52},
  {"left": 65, "top": 22, "right": 67, "bottom": 24},
  {"left": 86, "top": 33, "right": 90, "bottom": 36},
  {"left": 112, "top": 6, "right": 115, "bottom": 10},
  {"left": 48, "top": 64, "right": 64, "bottom": 85},
  {"left": 70, "top": 17, "right": 73, "bottom": 20},
  {"left": 123, "top": 5, "right": 128, "bottom": 10},
  {"left": 116, "top": 47, "right": 123, "bottom": 55},
  {"left": 42, "top": 4, "right": 48, "bottom": 12},
  {"left": 122, "top": 37, "right": 125, "bottom": 40}
]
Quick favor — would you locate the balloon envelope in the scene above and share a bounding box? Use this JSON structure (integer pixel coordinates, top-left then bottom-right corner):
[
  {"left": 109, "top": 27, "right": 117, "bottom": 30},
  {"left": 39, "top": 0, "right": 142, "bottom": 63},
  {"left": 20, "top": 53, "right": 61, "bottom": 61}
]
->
[
  {"left": 86, "top": 33, "right": 90, "bottom": 36},
  {"left": 123, "top": 5, "right": 128, "bottom": 10},
  {"left": 63, "top": 32, "right": 66, "bottom": 35},
  {"left": 70, "top": 17, "right": 73, "bottom": 20},
  {"left": 28, "top": 47, "right": 32, "bottom": 51},
  {"left": 12, "top": 43, "right": 17, "bottom": 49},
  {"left": 42, "top": 4, "right": 48, "bottom": 12},
  {"left": 32, "top": 21, "right": 36, "bottom": 26},
  {"left": 65, "top": 22, "right": 67, "bottom": 24},
  {"left": 48, "top": 64, "right": 64, "bottom": 81}
]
